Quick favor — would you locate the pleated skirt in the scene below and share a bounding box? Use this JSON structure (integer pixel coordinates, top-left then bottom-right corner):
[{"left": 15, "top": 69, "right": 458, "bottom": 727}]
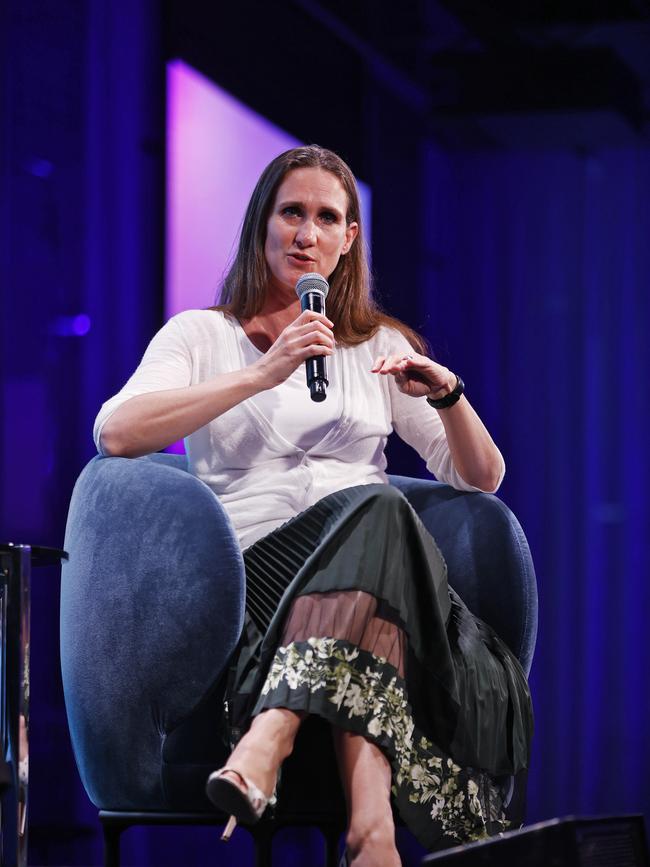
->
[{"left": 225, "top": 483, "right": 533, "bottom": 851}]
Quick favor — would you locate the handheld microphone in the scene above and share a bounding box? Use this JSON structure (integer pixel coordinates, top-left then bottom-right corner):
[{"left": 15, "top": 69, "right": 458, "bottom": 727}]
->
[{"left": 295, "top": 273, "right": 330, "bottom": 402}]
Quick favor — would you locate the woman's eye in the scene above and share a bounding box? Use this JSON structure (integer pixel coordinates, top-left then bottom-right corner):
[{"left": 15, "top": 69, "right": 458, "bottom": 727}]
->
[
  {"left": 282, "top": 206, "right": 301, "bottom": 217},
  {"left": 320, "top": 212, "right": 337, "bottom": 224}
]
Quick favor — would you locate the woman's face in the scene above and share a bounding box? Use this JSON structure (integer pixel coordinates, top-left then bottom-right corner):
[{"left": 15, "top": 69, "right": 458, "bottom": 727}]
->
[{"left": 264, "top": 167, "right": 358, "bottom": 297}]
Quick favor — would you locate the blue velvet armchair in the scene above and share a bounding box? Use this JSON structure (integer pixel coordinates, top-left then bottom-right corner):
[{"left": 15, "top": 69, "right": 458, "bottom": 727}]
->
[{"left": 61, "top": 453, "right": 537, "bottom": 866}]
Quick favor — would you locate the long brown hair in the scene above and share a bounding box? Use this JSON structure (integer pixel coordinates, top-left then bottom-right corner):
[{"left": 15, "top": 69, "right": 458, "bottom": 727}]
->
[{"left": 214, "top": 145, "right": 425, "bottom": 352}]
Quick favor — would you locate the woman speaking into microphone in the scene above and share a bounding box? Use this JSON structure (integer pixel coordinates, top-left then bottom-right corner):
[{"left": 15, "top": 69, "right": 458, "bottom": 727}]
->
[{"left": 94, "top": 145, "right": 532, "bottom": 866}]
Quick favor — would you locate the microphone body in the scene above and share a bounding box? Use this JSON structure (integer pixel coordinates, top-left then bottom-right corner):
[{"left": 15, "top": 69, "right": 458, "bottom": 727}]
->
[{"left": 295, "top": 273, "right": 330, "bottom": 402}]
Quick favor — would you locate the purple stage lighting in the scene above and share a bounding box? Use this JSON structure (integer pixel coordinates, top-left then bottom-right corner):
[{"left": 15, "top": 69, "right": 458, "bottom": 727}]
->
[{"left": 49, "top": 314, "right": 91, "bottom": 337}]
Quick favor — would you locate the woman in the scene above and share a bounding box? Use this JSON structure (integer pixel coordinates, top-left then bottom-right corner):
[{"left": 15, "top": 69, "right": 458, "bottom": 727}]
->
[{"left": 95, "top": 145, "right": 532, "bottom": 866}]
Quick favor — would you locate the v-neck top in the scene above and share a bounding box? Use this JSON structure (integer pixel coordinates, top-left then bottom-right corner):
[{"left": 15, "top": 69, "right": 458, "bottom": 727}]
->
[
  {"left": 237, "top": 322, "right": 343, "bottom": 453},
  {"left": 94, "top": 309, "right": 504, "bottom": 549}
]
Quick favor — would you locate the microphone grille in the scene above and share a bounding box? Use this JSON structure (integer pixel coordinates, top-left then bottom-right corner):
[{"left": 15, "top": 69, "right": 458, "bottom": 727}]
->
[{"left": 295, "top": 272, "right": 329, "bottom": 301}]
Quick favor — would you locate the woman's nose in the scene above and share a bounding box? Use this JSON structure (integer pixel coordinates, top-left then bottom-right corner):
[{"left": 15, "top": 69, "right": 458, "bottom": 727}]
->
[{"left": 295, "top": 221, "right": 316, "bottom": 247}]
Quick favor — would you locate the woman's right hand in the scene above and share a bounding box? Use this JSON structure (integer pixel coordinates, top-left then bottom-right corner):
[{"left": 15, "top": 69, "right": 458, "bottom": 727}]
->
[
  {"left": 253, "top": 310, "right": 335, "bottom": 389},
  {"left": 99, "top": 311, "right": 335, "bottom": 458}
]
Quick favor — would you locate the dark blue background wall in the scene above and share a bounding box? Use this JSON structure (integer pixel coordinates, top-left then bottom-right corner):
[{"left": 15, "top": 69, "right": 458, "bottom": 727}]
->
[{"left": 1, "top": 1, "right": 648, "bottom": 864}]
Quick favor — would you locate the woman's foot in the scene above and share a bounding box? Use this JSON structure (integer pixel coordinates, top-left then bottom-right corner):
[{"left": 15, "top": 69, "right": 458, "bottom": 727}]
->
[{"left": 208, "top": 708, "right": 304, "bottom": 819}]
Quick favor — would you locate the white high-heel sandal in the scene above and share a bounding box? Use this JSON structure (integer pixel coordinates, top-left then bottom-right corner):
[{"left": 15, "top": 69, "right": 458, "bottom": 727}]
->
[{"left": 205, "top": 767, "right": 277, "bottom": 841}]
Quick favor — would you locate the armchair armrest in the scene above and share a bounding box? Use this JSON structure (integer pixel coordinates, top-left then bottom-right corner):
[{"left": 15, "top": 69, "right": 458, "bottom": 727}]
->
[
  {"left": 389, "top": 475, "right": 537, "bottom": 676},
  {"left": 61, "top": 454, "right": 245, "bottom": 808}
]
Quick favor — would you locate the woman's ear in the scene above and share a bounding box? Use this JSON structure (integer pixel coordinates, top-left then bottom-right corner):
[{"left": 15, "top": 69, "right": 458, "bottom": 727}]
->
[{"left": 342, "top": 221, "right": 359, "bottom": 255}]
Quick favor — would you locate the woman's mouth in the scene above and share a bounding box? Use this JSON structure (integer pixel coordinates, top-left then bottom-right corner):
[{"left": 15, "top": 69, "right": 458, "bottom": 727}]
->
[{"left": 288, "top": 253, "right": 315, "bottom": 264}]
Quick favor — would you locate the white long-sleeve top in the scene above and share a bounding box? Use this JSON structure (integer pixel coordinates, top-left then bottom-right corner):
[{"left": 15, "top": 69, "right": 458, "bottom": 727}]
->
[{"left": 94, "top": 309, "right": 504, "bottom": 549}]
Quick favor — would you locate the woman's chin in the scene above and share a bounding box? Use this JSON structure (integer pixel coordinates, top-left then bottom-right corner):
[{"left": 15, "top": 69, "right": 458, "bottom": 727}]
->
[{"left": 278, "top": 268, "right": 314, "bottom": 291}]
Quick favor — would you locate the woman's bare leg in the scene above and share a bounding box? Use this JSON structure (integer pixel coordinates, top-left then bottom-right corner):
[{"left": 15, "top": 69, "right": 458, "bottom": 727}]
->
[
  {"left": 333, "top": 729, "right": 402, "bottom": 867},
  {"left": 222, "top": 707, "right": 304, "bottom": 799}
]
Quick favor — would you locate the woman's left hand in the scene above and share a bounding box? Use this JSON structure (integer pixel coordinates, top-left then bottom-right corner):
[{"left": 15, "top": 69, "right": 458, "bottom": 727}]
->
[{"left": 371, "top": 351, "right": 456, "bottom": 400}]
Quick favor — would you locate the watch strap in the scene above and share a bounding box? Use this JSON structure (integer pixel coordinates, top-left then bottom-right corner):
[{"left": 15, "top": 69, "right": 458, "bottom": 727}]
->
[{"left": 426, "top": 374, "right": 465, "bottom": 409}]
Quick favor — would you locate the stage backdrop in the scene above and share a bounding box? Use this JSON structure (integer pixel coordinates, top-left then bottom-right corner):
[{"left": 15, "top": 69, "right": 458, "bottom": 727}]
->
[
  {"left": 6, "top": 4, "right": 648, "bottom": 865},
  {"left": 10, "top": 23, "right": 647, "bottom": 867},
  {"left": 419, "top": 143, "right": 650, "bottom": 825}
]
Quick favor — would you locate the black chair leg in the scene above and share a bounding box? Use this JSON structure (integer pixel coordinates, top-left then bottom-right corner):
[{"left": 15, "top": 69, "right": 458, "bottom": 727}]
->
[
  {"left": 102, "top": 822, "right": 123, "bottom": 867},
  {"left": 324, "top": 825, "right": 343, "bottom": 867},
  {"left": 253, "top": 824, "right": 274, "bottom": 867}
]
